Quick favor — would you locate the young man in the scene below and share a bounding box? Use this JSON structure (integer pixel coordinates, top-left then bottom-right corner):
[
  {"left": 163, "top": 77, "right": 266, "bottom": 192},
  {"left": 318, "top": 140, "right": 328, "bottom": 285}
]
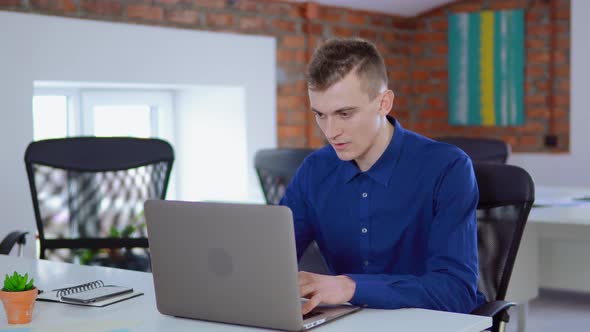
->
[{"left": 280, "top": 38, "right": 485, "bottom": 315}]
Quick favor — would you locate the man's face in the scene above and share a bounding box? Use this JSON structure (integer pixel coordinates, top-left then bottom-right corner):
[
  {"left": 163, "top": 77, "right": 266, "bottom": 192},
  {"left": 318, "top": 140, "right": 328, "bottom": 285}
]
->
[{"left": 309, "top": 72, "right": 385, "bottom": 162}]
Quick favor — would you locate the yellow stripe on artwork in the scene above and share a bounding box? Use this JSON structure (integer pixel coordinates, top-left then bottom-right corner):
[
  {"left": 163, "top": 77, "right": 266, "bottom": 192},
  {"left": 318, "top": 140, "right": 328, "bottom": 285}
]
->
[{"left": 480, "top": 11, "right": 495, "bottom": 125}]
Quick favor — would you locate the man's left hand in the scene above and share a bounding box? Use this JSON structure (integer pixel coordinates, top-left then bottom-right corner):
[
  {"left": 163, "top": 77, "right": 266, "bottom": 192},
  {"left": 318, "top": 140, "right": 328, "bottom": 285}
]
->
[{"left": 298, "top": 271, "right": 356, "bottom": 315}]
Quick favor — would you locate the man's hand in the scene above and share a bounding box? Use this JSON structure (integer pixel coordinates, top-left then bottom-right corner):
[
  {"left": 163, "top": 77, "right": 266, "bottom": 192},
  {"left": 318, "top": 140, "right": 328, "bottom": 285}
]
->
[{"left": 298, "top": 271, "right": 356, "bottom": 315}]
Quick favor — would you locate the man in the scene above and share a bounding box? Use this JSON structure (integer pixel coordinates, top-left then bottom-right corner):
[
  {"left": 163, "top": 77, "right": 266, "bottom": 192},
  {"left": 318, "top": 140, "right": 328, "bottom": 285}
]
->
[{"left": 280, "top": 38, "right": 485, "bottom": 315}]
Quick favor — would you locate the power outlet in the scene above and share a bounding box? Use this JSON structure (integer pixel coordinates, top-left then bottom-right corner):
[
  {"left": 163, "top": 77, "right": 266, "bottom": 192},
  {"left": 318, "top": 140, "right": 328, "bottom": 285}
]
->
[{"left": 544, "top": 134, "right": 558, "bottom": 147}]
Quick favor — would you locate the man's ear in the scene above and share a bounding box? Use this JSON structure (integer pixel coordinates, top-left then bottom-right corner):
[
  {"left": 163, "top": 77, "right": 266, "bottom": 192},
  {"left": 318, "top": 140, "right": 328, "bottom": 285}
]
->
[{"left": 378, "top": 90, "right": 395, "bottom": 116}]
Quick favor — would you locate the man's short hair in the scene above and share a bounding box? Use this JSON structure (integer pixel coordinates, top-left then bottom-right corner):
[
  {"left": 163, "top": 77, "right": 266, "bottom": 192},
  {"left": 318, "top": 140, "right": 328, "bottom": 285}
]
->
[{"left": 307, "top": 38, "right": 388, "bottom": 99}]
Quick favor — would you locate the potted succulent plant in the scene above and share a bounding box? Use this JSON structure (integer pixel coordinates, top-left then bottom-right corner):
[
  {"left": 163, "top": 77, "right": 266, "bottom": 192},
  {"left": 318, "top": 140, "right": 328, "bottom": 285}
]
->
[{"left": 0, "top": 272, "right": 37, "bottom": 324}]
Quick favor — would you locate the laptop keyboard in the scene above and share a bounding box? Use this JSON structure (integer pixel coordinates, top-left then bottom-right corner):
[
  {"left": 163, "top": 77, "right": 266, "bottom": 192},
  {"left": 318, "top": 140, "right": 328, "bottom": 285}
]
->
[{"left": 303, "top": 311, "right": 323, "bottom": 320}]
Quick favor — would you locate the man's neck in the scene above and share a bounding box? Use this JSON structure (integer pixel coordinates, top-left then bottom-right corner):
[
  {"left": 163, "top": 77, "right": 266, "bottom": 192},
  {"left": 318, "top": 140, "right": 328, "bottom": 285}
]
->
[{"left": 356, "top": 119, "right": 395, "bottom": 172}]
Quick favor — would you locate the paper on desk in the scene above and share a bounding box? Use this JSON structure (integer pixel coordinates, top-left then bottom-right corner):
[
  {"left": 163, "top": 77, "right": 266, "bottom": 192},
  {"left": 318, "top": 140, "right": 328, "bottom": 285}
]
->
[{"left": 0, "top": 319, "right": 142, "bottom": 332}]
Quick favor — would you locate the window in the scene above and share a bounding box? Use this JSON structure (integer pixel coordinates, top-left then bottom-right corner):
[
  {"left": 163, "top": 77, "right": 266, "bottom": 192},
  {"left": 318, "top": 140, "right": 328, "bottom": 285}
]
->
[{"left": 32, "top": 95, "right": 69, "bottom": 141}]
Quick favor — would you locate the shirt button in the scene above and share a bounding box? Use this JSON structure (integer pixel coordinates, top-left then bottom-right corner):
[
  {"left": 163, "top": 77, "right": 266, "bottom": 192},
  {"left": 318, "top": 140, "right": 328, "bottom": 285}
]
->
[
  {"left": 363, "top": 260, "right": 369, "bottom": 266},
  {"left": 361, "top": 227, "right": 368, "bottom": 233},
  {"left": 362, "top": 192, "right": 368, "bottom": 198}
]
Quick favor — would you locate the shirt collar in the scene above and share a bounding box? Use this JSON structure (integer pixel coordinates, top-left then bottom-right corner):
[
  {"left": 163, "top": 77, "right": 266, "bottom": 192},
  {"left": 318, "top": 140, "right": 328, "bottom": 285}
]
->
[{"left": 338, "top": 116, "right": 405, "bottom": 186}]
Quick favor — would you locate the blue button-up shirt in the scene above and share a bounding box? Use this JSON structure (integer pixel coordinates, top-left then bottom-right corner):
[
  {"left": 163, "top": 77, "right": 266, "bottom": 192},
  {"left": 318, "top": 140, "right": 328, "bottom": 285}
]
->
[{"left": 280, "top": 117, "right": 485, "bottom": 313}]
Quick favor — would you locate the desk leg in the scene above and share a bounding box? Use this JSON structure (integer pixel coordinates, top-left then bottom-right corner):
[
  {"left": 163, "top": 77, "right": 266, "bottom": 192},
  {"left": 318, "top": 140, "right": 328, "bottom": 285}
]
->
[{"left": 516, "top": 302, "right": 528, "bottom": 332}]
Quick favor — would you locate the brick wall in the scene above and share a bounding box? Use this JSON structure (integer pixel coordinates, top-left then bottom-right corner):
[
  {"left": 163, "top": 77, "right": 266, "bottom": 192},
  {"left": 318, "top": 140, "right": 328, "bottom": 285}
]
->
[
  {"left": 411, "top": 0, "right": 571, "bottom": 152},
  {"left": 0, "top": 0, "right": 570, "bottom": 152}
]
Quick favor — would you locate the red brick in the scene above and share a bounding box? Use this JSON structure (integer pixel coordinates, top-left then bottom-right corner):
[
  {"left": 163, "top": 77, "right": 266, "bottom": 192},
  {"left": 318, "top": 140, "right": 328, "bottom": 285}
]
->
[
  {"left": 262, "top": 2, "right": 300, "bottom": 17},
  {"left": 127, "top": 4, "right": 163, "bottom": 21},
  {"left": 415, "top": 57, "right": 446, "bottom": 68},
  {"left": 239, "top": 16, "right": 265, "bottom": 31},
  {"left": 321, "top": 8, "right": 343, "bottom": 23},
  {"left": 30, "top": 0, "right": 50, "bottom": 9},
  {"left": 55, "top": 0, "right": 77, "bottom": 12},
  {"left": 555, "top": 65, "right": 570, "bottom": 76},
  {"left": 272, "top": 19, "right": 297, "bottom": 33},
  {"left": 432, "top": 44, "right": 447, "bottom": 55},
  {"left": 556, "top": 80, "right": 570, "bottom": 91},
  {"left": 556, "top": 6, "right": 570, "bottom": 19},
  {"left": 190, "top": 0, "right": 225, "bottom": 9},
  {"left": 332, "top": 26, "right": 353, "bottom": 37},
  {"left": 522, "top": 122, "right": 546, "bottom": 133},
  {"left": 526, "top": 38, "right": 546, "bottom": 49},
  {"left": 526, "top": 95, "right": 547, "bottom": 104},
  {"left": 430, "top": 19, "right": 448, "bottom": 30},
  {"left": 388, "top": 69, "right": 409, "bottom": 80},
  {"left": 526, "top": 66, "right": 546, "bottom": 77},
  {"left": 552, "top": 50, "right": 569, "bottom": 63},
  {"left": 278, "top": 96, "right": 306, "bottom": 109},
  {"left": 450, "top": 2, "right": 482, "bottom": 12},
  {"left": 370, "top": 15, "right": 392, "bottom": 28},
  {"left": 520, "top": 136, "right": 540, "bottom": 147},
  {"left": 556, "top": 36, "right": 570, "bottom": 49},
  {"left": 0, "top": 0, "right": 20, "bottom": 6},
  {"left": 206, "top": 13, "right": 233, "bottom": 28},
  {"left": 81, "top": 0, "right": 122, "bottom": 16},
  {"left": 383, "top": 31, "right": 396, "bottom": 43},
  {"left": 277, "top": 49, "right": 306, "bottom": 65},
  {"left": 527, "top": 51, "right": 550, "bottom": 63},
  {"left": 236, "top": 0, "right": 258, "bottom": 12},
  {"left": 360, "top": 29, "right": 377, "bottom": 41},
  {"left": 535, "top": 80, "right": 550, "bottom": 92},
  {"left": 278, "top": 125, "right": 305, "bottom": 138},
  {"left": 156, "top": 0, "right": 182, "bottom": 4},
  {"left": 303, "top": 23, "right": 323, "bottom": 35},
  {"left": 166, "top": 9, "right": 199, "bottom": 25},
  {"left": 427, "top": 97, "right": 445, "bottom": 108},
  {"left": 347, "top": 12, "right": 366, "bottom": 25},
  {"left": 413, "top": 71, "right": 429, "bottom": 80},
  {"left": 527, "top": 25, "right": 551, "bottom": 36},
  {"left": 526, "top": 108, "right": 550, "bottom": 118},
  {"left": 278, "top": 80, "right": 307, "bottom": 95},
  {"left": 490, "top": 1, "right": 525, "bottom": 10},
  {"left": 421, "top": 109, "right": 447, "bottom": 119},
  {"left": 554, "top": 94, "right": 569, "bottom": 107},
  {"left": 281, "top": 35, "right": 305, "bottom": 49}
]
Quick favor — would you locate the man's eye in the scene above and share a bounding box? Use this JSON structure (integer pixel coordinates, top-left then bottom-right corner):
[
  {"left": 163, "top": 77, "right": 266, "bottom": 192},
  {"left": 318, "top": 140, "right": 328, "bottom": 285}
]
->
[
  {"left": 340, "top": 112, "right": 350, "bottom": 118},
  {"left": 315, "top": 113, "right": 325, "bottom": 119}
]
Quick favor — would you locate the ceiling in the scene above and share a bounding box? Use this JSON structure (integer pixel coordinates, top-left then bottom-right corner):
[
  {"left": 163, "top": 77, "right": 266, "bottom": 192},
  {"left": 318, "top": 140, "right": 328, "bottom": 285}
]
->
[{"left": 292, "top": 0, "right": 456, "bottom": 17}]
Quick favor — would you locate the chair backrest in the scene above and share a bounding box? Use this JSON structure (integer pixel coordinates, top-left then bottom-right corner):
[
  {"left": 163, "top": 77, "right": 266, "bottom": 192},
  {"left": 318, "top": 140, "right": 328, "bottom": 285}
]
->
[
  {"left": 437, "top": 137, "right": 510, "bottom": 163},
  {"left": 474, "top": 162, "right": 535, "bottom": 303},
  {"left": 254, "top": 148, "right": 329, "bottom": 274},
  {"left": 254, "top": 148, "right": 315, "bottom": 205},
  {"left": 24, "top": 137, "right": 174, "bottom": 271}
]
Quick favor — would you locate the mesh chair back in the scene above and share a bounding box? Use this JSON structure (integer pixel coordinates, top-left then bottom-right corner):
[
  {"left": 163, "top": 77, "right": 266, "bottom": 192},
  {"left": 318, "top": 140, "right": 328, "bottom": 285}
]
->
[
  {"left": 437, "top": 137, "right": 510, "bottom": 163},
  {"left": 254, "top": 148, "right": 329, "bottom": 273},
  {"left": 24, "top": 137, "right": 174, "bottom": 271},
  {"left": 254, "top": 148, "right": 315, "bottom": 205},
  {"left": 474, "top": 162, "right": 534, "bottom": 302}
]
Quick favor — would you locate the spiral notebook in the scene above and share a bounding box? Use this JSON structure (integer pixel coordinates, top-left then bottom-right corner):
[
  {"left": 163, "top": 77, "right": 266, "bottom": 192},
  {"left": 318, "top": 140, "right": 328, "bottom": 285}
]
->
[{"left": 37, "top": 280, "right": 143, "bottom": 307}]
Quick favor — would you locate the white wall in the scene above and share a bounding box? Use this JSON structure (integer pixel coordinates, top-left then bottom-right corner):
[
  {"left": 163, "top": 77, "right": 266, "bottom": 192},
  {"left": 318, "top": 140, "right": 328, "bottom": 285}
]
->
[
  {"left": 509, "top": 0, "right": 589, "bottom": 186},
  {"left": 0, "top": 12, "right": 276, "bottom": 257}
]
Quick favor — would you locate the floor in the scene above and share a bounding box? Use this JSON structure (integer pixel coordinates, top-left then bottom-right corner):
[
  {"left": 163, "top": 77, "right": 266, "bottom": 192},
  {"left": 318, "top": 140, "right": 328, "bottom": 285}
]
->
[{"left": 506, "top": 289, "right": 590, "bottom": 332}]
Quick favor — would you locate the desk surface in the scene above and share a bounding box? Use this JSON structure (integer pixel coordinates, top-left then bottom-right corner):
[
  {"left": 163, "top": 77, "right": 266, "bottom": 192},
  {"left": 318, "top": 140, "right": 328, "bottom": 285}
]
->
[
  {"left": 0, "top": 256, "right": 491, "bottom": 332},
  {"left": 530, "top": 185, "right": 590, "bottom": 227}
]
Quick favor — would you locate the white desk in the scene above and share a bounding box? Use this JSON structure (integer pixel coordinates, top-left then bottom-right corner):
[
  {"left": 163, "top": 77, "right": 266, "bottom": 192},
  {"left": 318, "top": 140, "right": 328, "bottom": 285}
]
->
[
  {"left": 528, "top": 186, "right": 590, "bottom": 292},
  {"left": 0, "top": 256, "right": 492, "bottom": 331}
]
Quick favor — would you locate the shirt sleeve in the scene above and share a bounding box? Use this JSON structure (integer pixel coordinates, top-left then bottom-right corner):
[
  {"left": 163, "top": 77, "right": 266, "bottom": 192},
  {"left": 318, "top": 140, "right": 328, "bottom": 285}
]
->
[
  {"left": 279, "top": 160, "right": 315, "bottom": 261},
  {"left": 346, "top": 156, "right": 483, "bottom": 314}
]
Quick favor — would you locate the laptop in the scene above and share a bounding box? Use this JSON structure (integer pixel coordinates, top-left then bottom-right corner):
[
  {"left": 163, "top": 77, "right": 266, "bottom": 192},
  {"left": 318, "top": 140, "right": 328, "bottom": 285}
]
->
[{"left": 144, "top": 200, "right": 360, "bottom": 331}]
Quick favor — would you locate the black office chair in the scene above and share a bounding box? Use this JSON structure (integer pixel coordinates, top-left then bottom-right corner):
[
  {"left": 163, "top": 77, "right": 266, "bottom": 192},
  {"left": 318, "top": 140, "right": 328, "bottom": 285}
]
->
[
  {"left": 24, "top": 137, "right": 174, "bottom": 271},
  {"left": 471, "top": 162, "right": 535, "bottom": 332},
  {"left": 254, "top": 148, "right": 329, "bottom": 274},
  {"left": 436, "top": 137, "right": 511, "bottom": 163},
  {"left": 0, "top": 231, "right": 28, "bottom": 256}
]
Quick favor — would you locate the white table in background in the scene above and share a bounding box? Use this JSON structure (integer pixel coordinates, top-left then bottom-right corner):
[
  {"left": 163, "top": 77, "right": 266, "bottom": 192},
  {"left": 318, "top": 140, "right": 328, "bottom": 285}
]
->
[
  {"left": 505, "top": 186, "right": 590, "bottom": 332},
  {"left": 0, "top": 256, "right": 492, "bottom": 332}
]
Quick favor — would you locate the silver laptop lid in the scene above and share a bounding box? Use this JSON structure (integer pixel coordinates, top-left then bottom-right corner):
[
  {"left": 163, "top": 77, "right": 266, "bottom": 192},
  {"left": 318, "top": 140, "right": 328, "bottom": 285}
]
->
[{"left": 145, "top": 200, "right": 303, "bottom": 331}]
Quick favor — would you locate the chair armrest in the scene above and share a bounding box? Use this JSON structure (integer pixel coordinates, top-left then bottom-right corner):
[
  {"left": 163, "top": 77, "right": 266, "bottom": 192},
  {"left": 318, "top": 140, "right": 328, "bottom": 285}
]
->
[
  {"left": 471, "top": 300, "right": 517, "bottom": 318},
  {"left": 0, "top": 231, "right": 29, "bottom": 255}
]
